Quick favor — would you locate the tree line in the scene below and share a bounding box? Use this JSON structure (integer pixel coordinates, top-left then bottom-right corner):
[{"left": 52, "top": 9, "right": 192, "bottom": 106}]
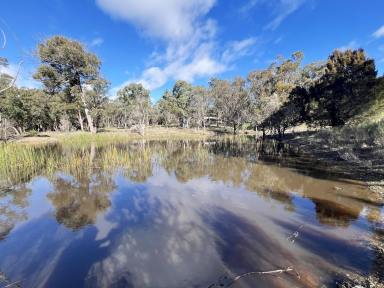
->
[{"left": 0, "top": 35, "right": 383, "bottom": 135}]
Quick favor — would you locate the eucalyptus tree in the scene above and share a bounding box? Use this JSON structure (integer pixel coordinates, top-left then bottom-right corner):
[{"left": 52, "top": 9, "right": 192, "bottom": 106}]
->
[
  {"left": 172, "top": 80, "right": 193, "bottom": 128},
  {"left": 84, "top": 78, "right": 109, "bottom": 129},
  {"left": 117, "top": 83, "right": 151, "bottom": 129},
  {"left": 209, "top": 78, "right": 231, "bottom": 127},
  {"left": 312, "top": 49, "right": 377, "bottom": 126},
  {"left": 248, "top": 51, "right": 304, "bottom": 135},
  {"left": 157, "top": 90, "right": 178, "bottom": 127},
  {"left": 285, "top": 61, "right": 326, "bottom": 124},
  {"left": 0, "top": 88, "right": 53, "bottom": 132},
  {"left": 210, "top": 77, "right": 251, "bottom": 134},
  {"left": 189, "top": 86, "right": 210, "bottom": 129},
  {"left": 247, "top": 66, "right": 278, "bottom": 133},
  {"left": 34, "top": 36, "right": 103, "bottom": 133},
  {"left": 228, "top": 77, "right": 252, "bottom": 134}
]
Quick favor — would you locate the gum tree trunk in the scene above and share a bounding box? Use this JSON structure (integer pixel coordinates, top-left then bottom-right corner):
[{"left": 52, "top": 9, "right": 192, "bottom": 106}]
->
[
  {"left": 78, "top": 110, "right": 84, "bottom": 131},
  {"left": 80, "top": 89, "right": 96, "bottom": 133}
]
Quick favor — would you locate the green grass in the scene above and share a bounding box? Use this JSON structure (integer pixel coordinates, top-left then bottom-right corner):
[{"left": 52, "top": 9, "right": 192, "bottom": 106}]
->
[{"left": 0, "top": 143, "right": 59, "bottom": 185}]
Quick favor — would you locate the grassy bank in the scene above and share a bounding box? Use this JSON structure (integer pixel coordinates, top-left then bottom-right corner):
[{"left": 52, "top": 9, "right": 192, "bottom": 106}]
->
[{"left": 15, "top": 127, "right": 214, "bottom": 145}]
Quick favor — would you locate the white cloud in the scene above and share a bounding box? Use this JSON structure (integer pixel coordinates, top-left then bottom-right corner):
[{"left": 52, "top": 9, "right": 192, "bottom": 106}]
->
[
  {"left": 90, "top": 37, "right": 104, "bottom": 47},
  {"left": 222, "top": 37, "right": 257, "bottom": 63},
  {"left": 240, "top": 0, "right": 306, "bottom": 30},
  {"left": 97, "top": 0, "right": 256, "bottom": 94},
  {"left": 274, "top": 36, "right": 283, "bottom": 44},
  {"left": 337, "top": 40, "right": 359, "bottom": 52},
  {"left": 239, "top": 0, "right": 260, "bottom": 13},
  {"left": 114, "top": 40, "right": 226, "bottom": 91},
  {"left": 372, "top": 25, "right": 384, "bottom": 39},
  {"left": 96, "top": 0, "right": 216, "bottom": 41}
]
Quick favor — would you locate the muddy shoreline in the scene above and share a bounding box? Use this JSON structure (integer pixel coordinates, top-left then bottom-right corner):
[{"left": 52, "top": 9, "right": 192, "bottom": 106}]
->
[
  {"left": 278, "top": 131, "right": 384, "bottom": 287},
  {"left": 280, "top": 131, "right": 384, "bottom": 198}
]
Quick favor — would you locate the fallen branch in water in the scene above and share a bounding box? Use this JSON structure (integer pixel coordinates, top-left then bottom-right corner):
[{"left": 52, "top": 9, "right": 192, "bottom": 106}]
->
[
  {"left": 3, "top": 281, "right": 21, "bottom": 288},
  {"left": 230, "top": 266, "right": 295, "bottom": 284},
  {"left": 208, "top": 266, "right": 299, "bottom": 287}
]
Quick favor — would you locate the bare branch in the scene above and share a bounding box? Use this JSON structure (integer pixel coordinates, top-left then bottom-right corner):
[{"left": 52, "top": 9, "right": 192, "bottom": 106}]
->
[
  {"left": 0, "top": 60, "right": 23, "bottom": 94},
  {"left": 208, "top": 266, "right": 299, "bottom": 287}
]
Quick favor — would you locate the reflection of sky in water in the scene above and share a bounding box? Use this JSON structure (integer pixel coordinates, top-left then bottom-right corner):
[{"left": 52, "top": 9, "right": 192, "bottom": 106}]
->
[{"left": 0, "top": 141, "right": 382, "bottom": 288}]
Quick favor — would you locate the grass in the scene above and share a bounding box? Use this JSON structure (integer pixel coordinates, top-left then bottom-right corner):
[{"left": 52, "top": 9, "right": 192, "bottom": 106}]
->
[
  {"left": 282, "top": 120, "right": 384, "bottom": 185},
  {"left": 318, "top": 120, "right": 384, "bottom": 149},
  {"left": 0, "top": 143, "right": 59, "bottom": 185},
  {"left": 15, "top": 127, "right": 213, "bottom": 146},
  {"left": 0, "top": 127, "right": 215, "bottom": 186}
]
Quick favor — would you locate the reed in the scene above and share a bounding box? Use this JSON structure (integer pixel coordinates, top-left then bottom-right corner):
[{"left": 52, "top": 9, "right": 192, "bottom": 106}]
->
[{"left": 56, "top": 128, "right": 212, "bottom": 146}]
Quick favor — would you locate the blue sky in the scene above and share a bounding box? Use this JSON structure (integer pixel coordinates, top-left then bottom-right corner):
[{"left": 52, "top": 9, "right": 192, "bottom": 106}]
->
[{"left": 1, "top": 0, "right": 384, "bottom": 101}]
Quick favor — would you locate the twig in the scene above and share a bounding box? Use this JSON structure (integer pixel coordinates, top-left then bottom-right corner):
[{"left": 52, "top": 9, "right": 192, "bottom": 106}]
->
[
  {"left": 231, "top": 266, "right": 294, "bottom": 283},
  {"left": 3, "top": 281, "right": 21, "bottom": 288},
  {"left": 207, "top": 266, "right": 299, "bottom": 288}
]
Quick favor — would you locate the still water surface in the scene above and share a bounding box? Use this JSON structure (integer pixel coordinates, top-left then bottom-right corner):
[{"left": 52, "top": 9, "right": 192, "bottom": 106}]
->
[{"left": 0, "top": 139, "right": 383, "bottom": 287}]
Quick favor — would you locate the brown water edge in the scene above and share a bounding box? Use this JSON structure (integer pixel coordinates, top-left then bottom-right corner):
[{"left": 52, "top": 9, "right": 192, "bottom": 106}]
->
[
  {"left": 281, "top": 131, "right": 384, "bottom": 187},
  {"left": 0, "top": 139, "right": 383, "bottom": 287}
]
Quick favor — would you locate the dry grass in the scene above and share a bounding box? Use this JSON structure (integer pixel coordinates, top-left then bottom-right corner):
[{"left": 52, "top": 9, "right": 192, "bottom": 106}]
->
[
  {"left": 282, "top": 120, "right": 384, "bottom": 185},
  {"left": 14, "top": 127, "right": 213, "bottom": 146}
]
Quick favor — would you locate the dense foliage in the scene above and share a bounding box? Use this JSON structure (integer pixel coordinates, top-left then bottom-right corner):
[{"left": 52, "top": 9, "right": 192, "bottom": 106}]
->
[{"left": 1, "top": 35, "right": 383, "bottom": 136}]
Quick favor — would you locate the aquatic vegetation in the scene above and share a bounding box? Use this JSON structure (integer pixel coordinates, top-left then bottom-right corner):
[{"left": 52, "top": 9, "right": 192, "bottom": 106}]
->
[
  {"left": 56, "top": 128, "right": 211, "bottom": 146},
  {"left": 0, "top": 143, "right": 58, "bottom": 185}
]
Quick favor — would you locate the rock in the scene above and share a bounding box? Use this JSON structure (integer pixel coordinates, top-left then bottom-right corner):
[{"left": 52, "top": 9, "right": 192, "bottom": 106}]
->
[{"left": 369, "top": 185, "right": 384, "bottom": 196}]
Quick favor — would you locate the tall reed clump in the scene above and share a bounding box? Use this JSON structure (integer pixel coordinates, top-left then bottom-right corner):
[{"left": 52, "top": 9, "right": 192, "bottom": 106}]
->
[
  {"left": 0, "top": 143, "right": 59, "bottom": 185},
  {"left": 57, "top": 128, "right": 211, "bottom": 146}
]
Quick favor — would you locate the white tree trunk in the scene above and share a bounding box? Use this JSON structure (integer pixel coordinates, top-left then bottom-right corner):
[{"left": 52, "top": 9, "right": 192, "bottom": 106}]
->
[
  {"left": 80, "top": 90, "right": 96, "bottom": 133},
  {"left": 78, "top": 110, "right": 84, "bottom": 131}
]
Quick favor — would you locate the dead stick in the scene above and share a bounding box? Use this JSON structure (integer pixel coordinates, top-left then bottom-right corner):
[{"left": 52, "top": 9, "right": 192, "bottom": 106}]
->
[{"left": 230, "top": 266, "right": 294, "bottom": 285}]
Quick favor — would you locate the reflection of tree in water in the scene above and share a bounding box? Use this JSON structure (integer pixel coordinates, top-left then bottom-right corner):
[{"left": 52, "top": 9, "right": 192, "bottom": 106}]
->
[
  {"left": 156, "top": 140, "right": 382, "bottom": 229},
  {"left": 0, "top": 184, "right": 31, "bottom": 240},
  {"left": 48, "top": 144, "right": 116, "bottom": 230},
  {"left": 160, "top": 141, "right": 212, "bottom": 182},
  {"left": 48, "top": 171, "right": 115, "bottom": 230},
  {"left": 159, "top": 140, "right": 295, "bottom": 210},
  {"left": 208, "top": 137, "right": 300, "bottom": 162},
  {"left": 312, "top": 199, "right": 360, "bottom": 227}
]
